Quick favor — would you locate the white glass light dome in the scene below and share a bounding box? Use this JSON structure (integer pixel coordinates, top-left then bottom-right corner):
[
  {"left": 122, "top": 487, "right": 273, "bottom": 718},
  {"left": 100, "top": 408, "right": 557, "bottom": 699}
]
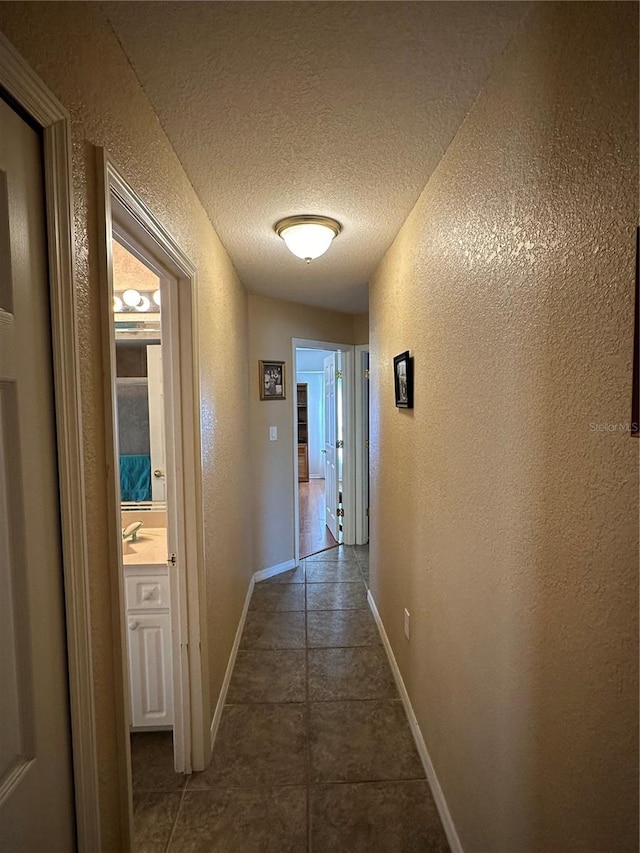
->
[
  {"left": 275, "top": 215, "right": 341, "bottom": 263},
  {"left": 122, "top": 288, "right": 142, "bottom": 307}
]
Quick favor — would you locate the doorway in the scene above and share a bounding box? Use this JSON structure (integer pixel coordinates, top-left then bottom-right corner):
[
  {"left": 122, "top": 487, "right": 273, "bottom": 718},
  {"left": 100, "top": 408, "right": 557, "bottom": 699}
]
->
[
  {"left": 296, "top": 347, "right": 342, "bottom": 556},
  {"left": 0, "top": 36, "right": 100, "bottom": 849},
  {"left": 0, "top": 88, "right": 77, "bottom": 853},
  {"left": 98, "top": 153, "right": 207, "bottom": 845},
  {"left": 293, "top": 340, "right": 356, "bottom": 561},
  {"left": 111, "top": 236, "right": 176, "bottom": 744}
]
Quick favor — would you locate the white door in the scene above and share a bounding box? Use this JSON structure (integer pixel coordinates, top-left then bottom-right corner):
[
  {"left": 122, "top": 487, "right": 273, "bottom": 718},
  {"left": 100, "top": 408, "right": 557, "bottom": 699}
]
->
[
  {"left": 324, "top": 353, "right": 340, "bottom": 540},
  {"left": 147, "top": 344, "right": 166, "bottom": 502},
  {"left": 0, "top": 98, "right": 75, "bottom": 848}
]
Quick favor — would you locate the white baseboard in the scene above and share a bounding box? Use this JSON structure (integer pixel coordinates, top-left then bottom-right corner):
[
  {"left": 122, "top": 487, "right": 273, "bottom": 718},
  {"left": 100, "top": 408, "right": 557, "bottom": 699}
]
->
[
  {"left": 208, "top": 558, "right": 298, "bottom": 754},
  {"left": 209, "top": 573, "right": 255, "bottom": 754},
  {"left": 254, "top": 558, "right": 297, "bottom": 582},
  {"left": 367, "top": 590, "right": 463, "bottom": 853}
]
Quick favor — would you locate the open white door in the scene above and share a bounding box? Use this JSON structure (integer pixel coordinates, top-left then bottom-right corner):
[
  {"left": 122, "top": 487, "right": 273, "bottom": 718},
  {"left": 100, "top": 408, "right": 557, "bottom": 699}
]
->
[
  {"left": 0, "top": 97, "right": 75, "bottom": 848},
  {"left": 147, "top": 344, "right": 167, "bottom": 502},
  {"left": 324, "top": 353, "right": 340, "bottom": 540}
]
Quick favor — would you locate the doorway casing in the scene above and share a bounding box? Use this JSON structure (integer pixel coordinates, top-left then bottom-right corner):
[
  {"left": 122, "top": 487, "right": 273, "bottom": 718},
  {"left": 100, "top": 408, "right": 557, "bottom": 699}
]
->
[
  {"left": 292, "top": 338, "right": 359, "bottom": 563},
  {"left": 354, "top": 344, "right": 370, "bottom": 546},
  {"left": 97, "top": 152, "right": 208, "bottom": 837},
  {"left": 0, "top": 32, "right": 101, "bottom": 851}
]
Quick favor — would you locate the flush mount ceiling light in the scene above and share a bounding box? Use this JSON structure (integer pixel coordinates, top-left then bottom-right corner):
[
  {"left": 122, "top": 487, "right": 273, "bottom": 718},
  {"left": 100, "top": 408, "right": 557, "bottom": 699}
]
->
[{"left": 275, "top": 215, "right": 342, "bottom": 263}]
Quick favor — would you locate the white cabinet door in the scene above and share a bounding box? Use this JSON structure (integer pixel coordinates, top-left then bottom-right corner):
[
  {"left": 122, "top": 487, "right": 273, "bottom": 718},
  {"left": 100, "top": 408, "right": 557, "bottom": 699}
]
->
[{"left": 128, "top": 611, "right": 174, "bottom": 728}]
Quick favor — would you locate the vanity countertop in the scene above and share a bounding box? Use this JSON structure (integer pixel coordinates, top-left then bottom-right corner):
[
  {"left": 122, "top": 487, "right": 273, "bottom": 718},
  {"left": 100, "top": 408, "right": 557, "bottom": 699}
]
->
[{"left": 122, "top": 527, "right": 168, "bottom": 567}]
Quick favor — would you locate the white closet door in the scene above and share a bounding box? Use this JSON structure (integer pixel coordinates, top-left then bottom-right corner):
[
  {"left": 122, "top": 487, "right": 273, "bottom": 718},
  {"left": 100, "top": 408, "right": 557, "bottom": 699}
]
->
[
  {"left": 0, "top": 98, "right": 75, "bottom": 848},
  {"left": 324, "top": 353, "right": 339, "bottom": 539}
]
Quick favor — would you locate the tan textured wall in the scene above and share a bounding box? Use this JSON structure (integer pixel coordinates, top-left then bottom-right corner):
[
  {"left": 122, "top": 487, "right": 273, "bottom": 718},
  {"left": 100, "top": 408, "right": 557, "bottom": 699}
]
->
[
  {"left": 370, "top": 4, "right": 638, "bottom": 851},
  {"left": 248, "top": 294, "right": 355, "bottom": 571},
  {"left": 353, "top": 312, "right": 369, "bottom": 345},
  {"left": 0, "top": 4, "right": 252, "bottom": 848}
]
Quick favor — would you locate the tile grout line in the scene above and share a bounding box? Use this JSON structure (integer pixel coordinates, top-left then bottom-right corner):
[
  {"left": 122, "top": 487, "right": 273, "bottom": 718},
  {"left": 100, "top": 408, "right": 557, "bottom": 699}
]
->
[
  {"left": 163, "top": 782, "right": 188, "bottom": 853},
  {"left": 160, "top": 545, "right": 371, "bottom": 852}
]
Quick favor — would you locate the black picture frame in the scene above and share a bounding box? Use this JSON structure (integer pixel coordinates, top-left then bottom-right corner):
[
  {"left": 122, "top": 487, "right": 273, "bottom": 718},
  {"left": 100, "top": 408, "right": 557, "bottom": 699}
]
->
[
  {"left": 632, "top": 227, "right": 639, "bottom": 436},
  {"left": 393, "top": 351, "right": 413, "bottom": 409},
  {"left": 259, "top": 360, "right": 286, "bottom": 400}
]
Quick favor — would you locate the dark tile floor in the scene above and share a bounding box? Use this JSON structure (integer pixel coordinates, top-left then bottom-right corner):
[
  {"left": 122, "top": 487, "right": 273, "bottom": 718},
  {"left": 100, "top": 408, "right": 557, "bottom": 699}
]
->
[{"left": 131, "top": 544, "right": 449, "bottom": 852}]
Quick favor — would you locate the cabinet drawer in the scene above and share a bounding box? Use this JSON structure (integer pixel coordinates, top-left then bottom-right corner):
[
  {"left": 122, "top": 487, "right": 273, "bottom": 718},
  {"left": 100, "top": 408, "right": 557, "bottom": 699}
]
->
[{"left": 125, "top": 574, "right": 170, "bottom": 611}]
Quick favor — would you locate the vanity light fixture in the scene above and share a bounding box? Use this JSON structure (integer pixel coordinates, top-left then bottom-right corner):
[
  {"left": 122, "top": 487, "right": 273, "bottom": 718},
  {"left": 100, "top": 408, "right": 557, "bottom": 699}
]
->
[
  {"left": 275, "top": 215, "right": 342, "bottom": 263},
  {"left": 113, "top": 290, "right": 158, "bottom": 313},
  {"left": 153, "top": 290, "right": 161, "bottom": 306}
]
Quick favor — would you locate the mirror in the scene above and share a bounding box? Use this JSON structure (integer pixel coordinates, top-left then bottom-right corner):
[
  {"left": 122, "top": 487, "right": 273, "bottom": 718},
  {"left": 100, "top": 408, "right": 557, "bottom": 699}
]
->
[{"left": 112, "top": 237, "right": 168, "bottom": 546}]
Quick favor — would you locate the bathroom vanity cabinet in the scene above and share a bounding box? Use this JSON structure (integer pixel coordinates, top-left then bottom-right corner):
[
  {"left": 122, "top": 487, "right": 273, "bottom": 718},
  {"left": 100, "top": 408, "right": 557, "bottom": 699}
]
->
[{"left": 123, "top": 528, "right": 174, "bottom": 729}]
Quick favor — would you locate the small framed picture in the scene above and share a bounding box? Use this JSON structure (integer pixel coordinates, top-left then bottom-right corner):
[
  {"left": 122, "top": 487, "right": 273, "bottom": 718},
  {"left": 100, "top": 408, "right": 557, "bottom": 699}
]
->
[
  {"left": 393, "top": 351, "right": 413, "bottom": 409},
  {"left": 259, "top": 360, "right": 286, "bottom": 400}
]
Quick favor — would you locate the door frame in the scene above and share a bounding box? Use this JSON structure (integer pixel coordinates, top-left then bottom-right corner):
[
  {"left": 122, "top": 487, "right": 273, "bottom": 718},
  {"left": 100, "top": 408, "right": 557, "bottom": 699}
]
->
[
  {"left": 354, "top": 344, "right": 370, "bottom": 545},
  {"left": 96, "top": 152, "right": 208, "bottom": 811},
  {"left": 0, "top": 33, "right": 101, "bottom": 851},
  {"left": 110, "top": 223, "right": 188, "bottom": 752},
  {"left": 292, "top": 338, "right": 355, "bottom": 563}
]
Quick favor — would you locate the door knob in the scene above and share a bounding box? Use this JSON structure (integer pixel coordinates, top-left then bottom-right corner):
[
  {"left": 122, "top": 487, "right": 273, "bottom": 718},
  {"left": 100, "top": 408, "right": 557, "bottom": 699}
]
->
[
  {"left": 129, "top": 621, "right": 139, "bottom": 631},
  {"left": 154, "top": 469, "right": 164, "bottom": 478},
  {"left": 321, "top": 449, "right": 327, "bottom": 454}
]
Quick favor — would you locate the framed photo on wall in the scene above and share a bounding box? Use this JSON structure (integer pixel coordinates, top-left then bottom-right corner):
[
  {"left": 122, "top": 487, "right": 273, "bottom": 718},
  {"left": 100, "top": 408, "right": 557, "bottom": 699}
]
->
[
  {"left": 393, "top": 350, "right": 413, "bottom": 409},
  {"left": 259, "top": 360, "right": 286, "bottom": 400}
]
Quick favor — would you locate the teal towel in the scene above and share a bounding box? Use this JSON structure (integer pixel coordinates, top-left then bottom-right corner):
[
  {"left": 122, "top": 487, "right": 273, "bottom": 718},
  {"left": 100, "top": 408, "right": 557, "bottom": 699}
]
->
[{"left": 120, "top": 454, "right": 151, "bottom": 502}]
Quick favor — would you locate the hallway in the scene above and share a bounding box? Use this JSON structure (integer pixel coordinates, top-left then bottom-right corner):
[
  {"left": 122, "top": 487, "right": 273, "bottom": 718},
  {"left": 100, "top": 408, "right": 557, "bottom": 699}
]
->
[{"left": 131, "top": 545, "right": 449, "bottom": 852}]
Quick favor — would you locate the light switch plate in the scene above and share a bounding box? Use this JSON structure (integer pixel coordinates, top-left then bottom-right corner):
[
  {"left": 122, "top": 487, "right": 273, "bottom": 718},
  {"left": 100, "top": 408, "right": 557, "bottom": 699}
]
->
[{"left": 269, "top": 426, "right": 277, "bottom": 441}]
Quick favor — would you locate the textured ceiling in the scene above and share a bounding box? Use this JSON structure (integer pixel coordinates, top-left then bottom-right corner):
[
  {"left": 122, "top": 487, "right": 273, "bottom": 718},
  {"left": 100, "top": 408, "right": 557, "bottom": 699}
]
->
[{"left": 103, "top": 1, "right": 530, "bottom": 313}]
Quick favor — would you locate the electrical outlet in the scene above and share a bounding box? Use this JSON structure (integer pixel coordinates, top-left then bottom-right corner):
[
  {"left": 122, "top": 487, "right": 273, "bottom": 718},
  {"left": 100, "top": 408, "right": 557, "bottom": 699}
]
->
[{"left": 404, "top": 608, "right": 410, "bottom": 640}]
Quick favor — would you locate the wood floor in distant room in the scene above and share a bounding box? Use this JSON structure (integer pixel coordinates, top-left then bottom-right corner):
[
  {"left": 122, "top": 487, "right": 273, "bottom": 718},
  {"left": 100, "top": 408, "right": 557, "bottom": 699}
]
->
[{"left": 299, "top": 478, "right": 337, "bottom": 558}]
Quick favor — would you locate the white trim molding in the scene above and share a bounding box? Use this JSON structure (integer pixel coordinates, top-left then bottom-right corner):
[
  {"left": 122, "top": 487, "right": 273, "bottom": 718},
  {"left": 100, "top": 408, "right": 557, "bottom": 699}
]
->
[
  {"left": 354, "top": 344, "right": 370, "bottom": 545},
  {"left": 96, "top": 150, "right": 209, "bottom": 844},
  {"left": 254, "top": 558, "right": 297, "bottom": 582},
  {"left": 0, "top": 32, "right": 101, "bottom": 852},
  {"left": 209, "top": 558, "right": 298, "bottom": 754},
  {"left": 209, "top": 574, "right": 256, "bottom": 754},
  {"left": 367, "top": 590, "right": 464, "bottom": 853},
  {"left": 292, "top": 338, "right": 356, "bottom": 564}
]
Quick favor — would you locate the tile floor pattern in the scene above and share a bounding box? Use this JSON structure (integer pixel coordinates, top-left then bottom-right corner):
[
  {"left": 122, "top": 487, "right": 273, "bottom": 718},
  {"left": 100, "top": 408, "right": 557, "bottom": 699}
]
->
[{"left": 131, "top": 545, "right": 449, "bottom": 852}]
